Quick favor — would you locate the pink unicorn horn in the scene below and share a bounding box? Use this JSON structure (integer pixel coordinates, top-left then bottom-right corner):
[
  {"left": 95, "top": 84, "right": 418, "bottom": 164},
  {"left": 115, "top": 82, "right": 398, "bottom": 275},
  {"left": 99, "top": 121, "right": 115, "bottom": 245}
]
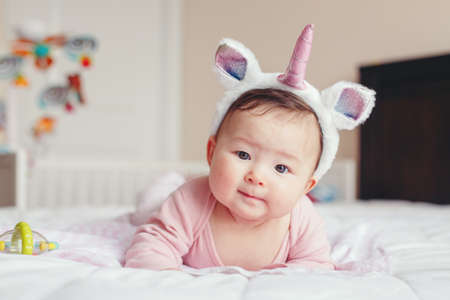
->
[{"left": 277, "top": 24, "right": 314, "bottom": 90}]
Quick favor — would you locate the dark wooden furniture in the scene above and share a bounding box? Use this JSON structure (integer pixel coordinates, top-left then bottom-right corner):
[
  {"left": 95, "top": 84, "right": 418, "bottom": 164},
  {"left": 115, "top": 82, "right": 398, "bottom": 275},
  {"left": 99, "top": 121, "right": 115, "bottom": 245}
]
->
[{"left": 359, "top": 54, "right": 450, "bottom": 204}]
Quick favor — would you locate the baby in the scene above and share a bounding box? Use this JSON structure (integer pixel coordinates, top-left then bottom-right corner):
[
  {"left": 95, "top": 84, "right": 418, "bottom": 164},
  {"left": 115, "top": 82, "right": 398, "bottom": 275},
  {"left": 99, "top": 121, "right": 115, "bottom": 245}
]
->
[{"left": 125, "top": 24, "right": 375, "bottom": 271}]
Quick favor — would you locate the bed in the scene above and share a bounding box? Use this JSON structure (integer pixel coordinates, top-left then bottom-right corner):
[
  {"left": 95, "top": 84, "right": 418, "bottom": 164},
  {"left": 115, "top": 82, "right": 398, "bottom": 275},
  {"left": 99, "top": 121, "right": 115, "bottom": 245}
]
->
[{"left": 1, "top": 161, "right": 450, "bottom": 300}]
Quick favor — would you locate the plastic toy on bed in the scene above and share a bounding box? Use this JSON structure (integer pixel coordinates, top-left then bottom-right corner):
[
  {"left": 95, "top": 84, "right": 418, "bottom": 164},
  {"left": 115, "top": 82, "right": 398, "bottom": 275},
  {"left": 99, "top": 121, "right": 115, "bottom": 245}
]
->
[{"left": 0, "top": 221, "right": 59, "bottom": 255}]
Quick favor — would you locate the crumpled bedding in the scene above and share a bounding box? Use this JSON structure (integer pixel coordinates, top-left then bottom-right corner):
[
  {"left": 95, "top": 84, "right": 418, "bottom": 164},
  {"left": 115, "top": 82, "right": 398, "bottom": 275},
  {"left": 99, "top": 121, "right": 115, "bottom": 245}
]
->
[{"left": 1, "top": 201, "right": 450, "bottom": 300}]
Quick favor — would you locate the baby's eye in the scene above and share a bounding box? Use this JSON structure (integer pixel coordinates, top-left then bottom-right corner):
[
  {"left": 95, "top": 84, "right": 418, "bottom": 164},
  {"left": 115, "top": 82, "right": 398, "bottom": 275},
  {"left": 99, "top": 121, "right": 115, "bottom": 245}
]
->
[
  {"left": 274, "top": 164, "right": 288, "bottom": 174},
  {"left": 236, "top": 151, "right": 250, "bottom": 160}
]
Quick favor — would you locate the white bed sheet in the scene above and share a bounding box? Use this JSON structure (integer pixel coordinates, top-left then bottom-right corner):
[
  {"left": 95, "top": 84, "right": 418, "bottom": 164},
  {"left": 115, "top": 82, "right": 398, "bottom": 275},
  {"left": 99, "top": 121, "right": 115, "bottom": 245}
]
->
[{"left": 0, "top": 201, "right": 449, "bottom": 300}]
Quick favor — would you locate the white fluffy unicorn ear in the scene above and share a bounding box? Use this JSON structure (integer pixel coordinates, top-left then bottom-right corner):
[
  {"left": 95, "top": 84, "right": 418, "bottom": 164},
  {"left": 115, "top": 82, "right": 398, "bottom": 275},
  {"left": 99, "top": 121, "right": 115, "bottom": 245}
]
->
[
  {"left": 215, "top": 39, "right": 261, "bottom": 89},
  {"left": 321, "top": 81, "right": 376, "bottom": 130}
]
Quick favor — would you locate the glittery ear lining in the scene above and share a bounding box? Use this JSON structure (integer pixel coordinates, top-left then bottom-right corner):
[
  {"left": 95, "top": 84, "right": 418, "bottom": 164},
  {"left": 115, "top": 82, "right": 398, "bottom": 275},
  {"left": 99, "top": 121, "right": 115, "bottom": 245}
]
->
[
  {"left": 335, "top": 88, "right": 365, "bottom": 120},
  {"left": 215, "top": 45, "right": 247, "bottom": 80}
]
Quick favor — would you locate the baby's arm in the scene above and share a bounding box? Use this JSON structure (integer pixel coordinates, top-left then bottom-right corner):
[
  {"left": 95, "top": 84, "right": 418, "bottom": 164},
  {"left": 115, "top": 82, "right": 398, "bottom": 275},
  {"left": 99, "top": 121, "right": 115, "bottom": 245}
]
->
[
  {"left": 125, "top": 188, "right": 197, "bottom": 270},
  {"left": 285, "top": 197, "right": 335, "bottom": 270}
]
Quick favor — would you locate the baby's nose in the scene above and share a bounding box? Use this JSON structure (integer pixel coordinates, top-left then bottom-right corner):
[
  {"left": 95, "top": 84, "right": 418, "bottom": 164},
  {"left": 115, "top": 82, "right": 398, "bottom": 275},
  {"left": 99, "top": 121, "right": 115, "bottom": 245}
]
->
[{"left": 244, "top": 172, "right": 264, "bottom": 187}]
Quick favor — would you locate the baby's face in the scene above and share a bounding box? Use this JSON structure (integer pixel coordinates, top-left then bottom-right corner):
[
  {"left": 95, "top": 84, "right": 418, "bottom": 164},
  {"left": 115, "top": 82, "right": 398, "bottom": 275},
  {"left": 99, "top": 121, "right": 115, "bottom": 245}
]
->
[{"left": 207, "top": 106, "right": 321, "bottom": 224}]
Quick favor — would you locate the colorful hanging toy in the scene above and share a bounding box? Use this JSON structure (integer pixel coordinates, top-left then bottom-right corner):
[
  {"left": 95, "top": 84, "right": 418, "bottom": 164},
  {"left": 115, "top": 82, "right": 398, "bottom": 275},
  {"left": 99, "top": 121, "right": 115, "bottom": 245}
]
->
[
  {"left": 39, "top": 73, "right": 85, "bottom": 112},
  {"left": 0, "top": 222, "right": 59, "bottom": 255},
  {"left": 67, "top": 73, "right": 86, "bottom": 104},
  {"left": 64, "top": 35, "right": 97, "bottom": 68},
  {"left": 0, "top": 55, "right": 28, "bottom": 87},
  {"left": 32, "top": 116, "right": 56, "bottom": 140},
  {"left": 0, "top": 20, "right": 97, "bottom": 153},
  {"left": 12, "top": 35, "right": 66, "bottom": 70}
]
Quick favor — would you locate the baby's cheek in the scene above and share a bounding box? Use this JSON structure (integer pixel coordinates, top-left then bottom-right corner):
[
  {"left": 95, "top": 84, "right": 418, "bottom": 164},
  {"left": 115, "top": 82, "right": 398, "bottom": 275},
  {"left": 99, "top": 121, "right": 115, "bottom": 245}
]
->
[
  {"left": 210, "top": 157, "right": 235, "bottom": 200},
  {"left": 271, "top": 182, "right": 303, "bottom": 215},
  {"left": 209, "top": 171, "right": 222, "bottom": 198},
  {"left": 209, "top": 166, "right": 228, "bottom": 199}
]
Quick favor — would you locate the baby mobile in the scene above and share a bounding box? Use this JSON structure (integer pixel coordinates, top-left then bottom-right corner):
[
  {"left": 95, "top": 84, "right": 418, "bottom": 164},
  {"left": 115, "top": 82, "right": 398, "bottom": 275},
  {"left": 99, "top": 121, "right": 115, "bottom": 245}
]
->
[{"left": 0, "top": 20, "right": 98, "bottom": 159}]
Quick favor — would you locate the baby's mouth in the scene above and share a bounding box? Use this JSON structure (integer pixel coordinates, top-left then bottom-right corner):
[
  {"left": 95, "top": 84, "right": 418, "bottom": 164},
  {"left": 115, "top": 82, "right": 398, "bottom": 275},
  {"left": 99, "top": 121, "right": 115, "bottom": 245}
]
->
[{"left": 238, "top": 190, "right": 265, "bottom": 202}]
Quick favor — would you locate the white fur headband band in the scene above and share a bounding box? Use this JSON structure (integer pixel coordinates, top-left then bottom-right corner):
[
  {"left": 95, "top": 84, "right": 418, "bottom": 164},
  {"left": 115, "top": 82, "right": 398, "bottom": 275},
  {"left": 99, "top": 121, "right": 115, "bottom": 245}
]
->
[{"left": 211, "top": 24, "right": 376, "bottom": 181}]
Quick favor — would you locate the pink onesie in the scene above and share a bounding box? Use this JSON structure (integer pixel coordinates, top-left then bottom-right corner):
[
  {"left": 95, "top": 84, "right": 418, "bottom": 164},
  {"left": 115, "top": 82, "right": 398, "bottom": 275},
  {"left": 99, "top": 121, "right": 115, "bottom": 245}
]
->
[{"left": 125, "top": 176, "right": 335, "bottom": 270}]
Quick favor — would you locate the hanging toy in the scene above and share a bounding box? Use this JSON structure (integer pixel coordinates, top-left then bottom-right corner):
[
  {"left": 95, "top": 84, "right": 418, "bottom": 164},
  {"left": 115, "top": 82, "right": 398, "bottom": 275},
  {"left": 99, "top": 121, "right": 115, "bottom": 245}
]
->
[
  {"left": 33, "top": 43, "right": 53, "bottom": 69},
  {"left": 0, "top": 19, "right": 98, "bottom": 162},
  {"left": 68, "top": 73, "right": 85, "bottom": 104},
  {"left": 0, "top": 55, "right": 23, "bottom": 78},
  {"left": 12, "top": 20, "right": 66, "bottom": 70},
  {"left": 64, "top": 35, "right": 97, "bottom": 68},
  {"left": 12, "top": 35, "right": 66, "bottom": 70},
  {"left": 32, "top": 73, "right": 87, "bottom": 143},
  {"left": 0, "top": 222, "right": 59, "bottom": 255},
  {"left": 14, "top": 73, "right": 29, "bottom": 87},
  {"left": 39, "top": 73, "right": 85, "bottom": 111},
  {"left": 32, "top": 116, "right": 56, "bottom": 139},
  {"left": 39, "top": 85, "right": 69, "bottom": 109},
  {"left": 0, "top": 55, "right": 28, "bottom": 86}
]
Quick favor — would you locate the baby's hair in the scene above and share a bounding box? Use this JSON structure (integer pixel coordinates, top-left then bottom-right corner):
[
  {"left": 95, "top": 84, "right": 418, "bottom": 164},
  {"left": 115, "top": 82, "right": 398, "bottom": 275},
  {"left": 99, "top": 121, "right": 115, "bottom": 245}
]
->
[{"left": 216, "top": 88, "right": 323, "bottom": 171}]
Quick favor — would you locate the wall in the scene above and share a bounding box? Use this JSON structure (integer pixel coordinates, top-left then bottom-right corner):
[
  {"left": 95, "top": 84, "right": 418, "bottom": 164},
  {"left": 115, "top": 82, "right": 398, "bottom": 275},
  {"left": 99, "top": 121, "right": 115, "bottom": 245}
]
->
[{"left": 182, "top": 0, "right": 450, "bottom": 168}]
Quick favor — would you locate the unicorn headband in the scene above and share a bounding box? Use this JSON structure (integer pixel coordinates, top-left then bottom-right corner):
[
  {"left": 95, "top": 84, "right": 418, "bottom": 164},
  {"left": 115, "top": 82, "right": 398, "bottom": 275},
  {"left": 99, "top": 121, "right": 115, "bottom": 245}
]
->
[{"left": 211, "top": 24, "right": 375, "bottom": 181}]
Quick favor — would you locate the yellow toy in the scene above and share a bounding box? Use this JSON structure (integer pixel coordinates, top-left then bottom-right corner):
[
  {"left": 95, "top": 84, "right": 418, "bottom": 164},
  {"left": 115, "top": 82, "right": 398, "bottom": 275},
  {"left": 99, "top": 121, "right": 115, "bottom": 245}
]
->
[{"left": 0, "top": 222, "right": 59, "bottom": 255}]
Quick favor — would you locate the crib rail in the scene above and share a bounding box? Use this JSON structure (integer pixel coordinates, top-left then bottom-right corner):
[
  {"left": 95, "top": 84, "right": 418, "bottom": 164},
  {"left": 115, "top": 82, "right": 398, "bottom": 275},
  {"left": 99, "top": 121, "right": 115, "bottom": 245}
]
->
[{"left": 27, "top": 160, "right": 209, "bottom": 209}]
